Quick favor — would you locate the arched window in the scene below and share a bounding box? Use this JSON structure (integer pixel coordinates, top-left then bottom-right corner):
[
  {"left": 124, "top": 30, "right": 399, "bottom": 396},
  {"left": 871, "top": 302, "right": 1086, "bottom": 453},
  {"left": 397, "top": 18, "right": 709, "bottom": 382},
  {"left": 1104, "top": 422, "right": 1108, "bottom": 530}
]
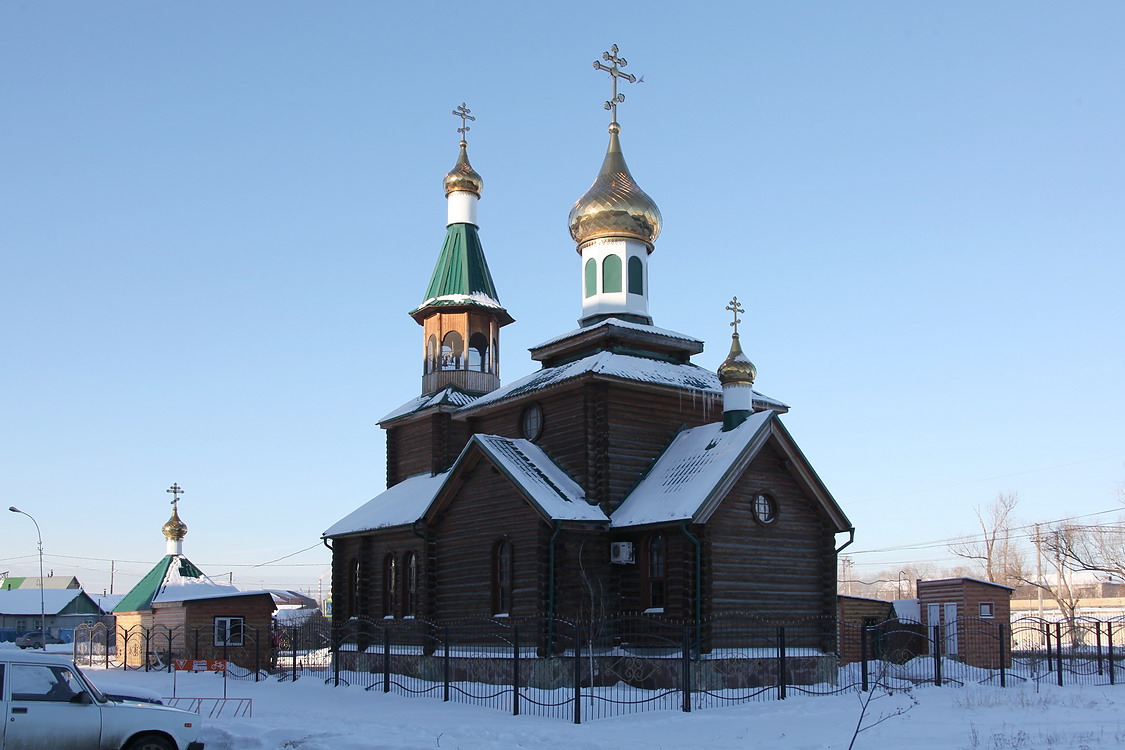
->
[
  {"left": 468, "top": 332, "right": 489, "bottom": 373},
  {"left": 602, "top": 254, "right": 622, "bottom": 293},
  {"left": 492, "top": 539, "right": 513, "bottom": 615},
  {"left": 645, "top": 534, "right": 666, "bottom": 610},
  {"left": 348, "top": 559, "right": 362, "bottom": 619},
  {"left": 440, "top": 331, "right": 464, "bottom": 371},
  {"left": 584, "top": 258, "right": 597, "bottom": 298},
  {"left": 382, "top": 554, "right": 398, "bottom": 617},
  {"left": 628, "top": 256, "right": 644, "bottom": 295},
  {"left": 425, "top": 335, "right": 438, "bottom": 374},
  {"left": 403, "top": 552, "right": 418, "bottom": 617}
]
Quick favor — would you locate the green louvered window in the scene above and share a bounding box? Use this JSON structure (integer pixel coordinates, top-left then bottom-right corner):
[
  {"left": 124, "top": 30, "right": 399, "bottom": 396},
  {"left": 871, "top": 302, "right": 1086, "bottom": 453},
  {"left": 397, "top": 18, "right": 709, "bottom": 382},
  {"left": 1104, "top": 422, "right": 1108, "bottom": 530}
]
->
[
  {"left": 584, "top": 259, "right": 597, "bottom": 298},
  {"left": 602, "top": 255, "right": 622, "bottom": 293},
  {"left": 628, "top": 256, "right": 643, "bottom": 295}
]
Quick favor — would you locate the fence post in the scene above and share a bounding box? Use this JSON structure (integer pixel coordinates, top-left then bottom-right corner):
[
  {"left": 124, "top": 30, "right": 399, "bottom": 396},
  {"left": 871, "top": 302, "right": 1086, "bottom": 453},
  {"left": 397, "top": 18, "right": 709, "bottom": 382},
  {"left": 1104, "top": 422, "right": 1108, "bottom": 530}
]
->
[
  {"left": 512, "top": 626, "right": 520, "bottom": 717},
  {"left": 383, "top": 627, "right": 391, "bottom": 693},
  {"left": 1055, "top": 621, "right": 1064, "bottom": 687},
  {"left": 681, "top": 626, "right": 691, "bottom": 713},
  {"left": 144, "top": 629, "right": 151, "bottom": 673},
  {"left": 291, "top": 626, "right": 298, "bottom": 681},
  {"left": 1109, "top": 623, "right": 1116, "bottom": 685},
  {"left": 443, "top": 626, "right": 451, "bottom": 702},
  {"left": 332, "top": 626, "right": 341, "bottom": 688},
  {"left": 933, "top": 624, "right": 943, "bottom": 687},
  {"left": 573, "top": 624, "right": 582, "bottom": 725},
  {"left": 998, "top": 623, "right": 1006, "bottom": 688},
  {"left": 777, "top": 626, "right": 787, "bottom": 700},
  {"left": 1096, "top": 622, "right": 1104, "bottom": 677},
  {"left": 860, "top": 624, "right": 869, "bottom": 692}
]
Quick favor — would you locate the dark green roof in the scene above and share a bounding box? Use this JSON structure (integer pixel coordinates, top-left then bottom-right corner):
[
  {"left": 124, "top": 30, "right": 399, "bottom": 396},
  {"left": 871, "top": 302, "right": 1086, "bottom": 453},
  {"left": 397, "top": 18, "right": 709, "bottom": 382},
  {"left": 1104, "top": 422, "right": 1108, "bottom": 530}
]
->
[
  {"left": 112, "top": 555, "right": 206, "bottom": 613},
  {"left": 414, "top": 223, "right": 504, "bottom": 314}
]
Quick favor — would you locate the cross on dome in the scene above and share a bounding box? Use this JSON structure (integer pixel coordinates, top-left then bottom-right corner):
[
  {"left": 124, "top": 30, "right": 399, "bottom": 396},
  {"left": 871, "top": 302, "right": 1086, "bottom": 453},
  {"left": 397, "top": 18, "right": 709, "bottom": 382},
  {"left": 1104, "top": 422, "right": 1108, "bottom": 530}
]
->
[
  {"left": 451, "top": 102, "right": 475, "bottom": 145},
  {"left": 592, "top": 44, "right": 639, "bottom": 128},
  {"left": 725, "top": 297, "right": 745, "bottom": 336},
  {"left": 166, "top": 482, "right": 185, "bottom": 510}
]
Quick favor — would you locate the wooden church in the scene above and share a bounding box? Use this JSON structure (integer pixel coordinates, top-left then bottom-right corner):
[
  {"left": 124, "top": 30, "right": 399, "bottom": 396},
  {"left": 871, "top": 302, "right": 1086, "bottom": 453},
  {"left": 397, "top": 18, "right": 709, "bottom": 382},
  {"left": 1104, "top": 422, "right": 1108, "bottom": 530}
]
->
[{"left": 324, "top": 53, "right": 854, "bottom": 637}]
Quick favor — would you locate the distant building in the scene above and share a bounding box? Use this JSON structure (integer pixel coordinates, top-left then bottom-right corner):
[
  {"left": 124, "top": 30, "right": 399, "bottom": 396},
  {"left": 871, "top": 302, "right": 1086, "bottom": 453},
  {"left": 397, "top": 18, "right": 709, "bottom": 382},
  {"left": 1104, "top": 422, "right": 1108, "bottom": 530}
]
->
[
  {"left": 0, "top": 589, "right": 108, "bottom": 638},
  {"left": 113, "top": 490, "right": 275, "bottom": 670},
  {"left": 1, "top": 575, "right": 82, "bottom": 591}
]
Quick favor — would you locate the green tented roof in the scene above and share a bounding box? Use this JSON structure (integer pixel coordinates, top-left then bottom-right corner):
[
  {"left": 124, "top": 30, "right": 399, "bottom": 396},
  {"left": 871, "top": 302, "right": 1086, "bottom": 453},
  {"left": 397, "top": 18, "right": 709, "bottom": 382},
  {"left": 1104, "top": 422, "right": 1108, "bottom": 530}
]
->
[
  {"left": 112, "top": 555, "right": 205, "bottom": 613},
  {"left": 414, "top": 223, "right": 504, "bottom": 313}
]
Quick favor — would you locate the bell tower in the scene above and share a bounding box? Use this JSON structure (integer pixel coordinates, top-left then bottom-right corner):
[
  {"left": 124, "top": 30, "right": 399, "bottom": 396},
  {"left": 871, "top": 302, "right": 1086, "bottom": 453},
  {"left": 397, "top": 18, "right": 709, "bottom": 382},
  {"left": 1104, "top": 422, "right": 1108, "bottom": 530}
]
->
[{"left": 411, "top": 104, "right": 513, "bottom": 396}]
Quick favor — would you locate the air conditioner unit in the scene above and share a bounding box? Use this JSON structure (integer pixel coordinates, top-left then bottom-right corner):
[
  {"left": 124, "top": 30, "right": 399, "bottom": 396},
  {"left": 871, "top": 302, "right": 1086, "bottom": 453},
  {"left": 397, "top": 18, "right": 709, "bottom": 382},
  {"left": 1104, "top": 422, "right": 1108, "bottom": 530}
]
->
[{"left": 610, "top": 541, "right": 635, "bottom": 565}]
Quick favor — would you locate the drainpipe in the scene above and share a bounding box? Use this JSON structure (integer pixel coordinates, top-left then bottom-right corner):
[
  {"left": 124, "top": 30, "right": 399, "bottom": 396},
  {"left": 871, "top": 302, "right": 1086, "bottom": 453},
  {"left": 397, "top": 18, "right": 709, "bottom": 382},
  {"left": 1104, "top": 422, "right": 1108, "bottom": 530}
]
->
[
  {"left": 322, "top": 537, "right": 333, "bottom": 551},
  {"left": 679, "top": 520, "right": 702, "bottom": 654},
  {"left": 835, "top": 529, "right": 855, "bottom": 554},
  {"left": 547, "top": 521, "right": 562, "bottom": 653}
]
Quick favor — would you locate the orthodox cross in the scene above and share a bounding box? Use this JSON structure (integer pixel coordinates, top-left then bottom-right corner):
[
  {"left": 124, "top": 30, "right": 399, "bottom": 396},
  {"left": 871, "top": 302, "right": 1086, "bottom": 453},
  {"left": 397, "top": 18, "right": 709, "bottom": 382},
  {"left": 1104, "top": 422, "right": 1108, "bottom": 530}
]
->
[
  {"left": 451, "top": 102, "right": 475, "bottom": 143},
  {"left": 592, "top": 44, "right": 638, "bottom": 123},
  {"left": 166, "top": 483, "right": 185, "bottom": 509},
  {"left": 725, "top": 297, "right": 745, "bottom": 336}
]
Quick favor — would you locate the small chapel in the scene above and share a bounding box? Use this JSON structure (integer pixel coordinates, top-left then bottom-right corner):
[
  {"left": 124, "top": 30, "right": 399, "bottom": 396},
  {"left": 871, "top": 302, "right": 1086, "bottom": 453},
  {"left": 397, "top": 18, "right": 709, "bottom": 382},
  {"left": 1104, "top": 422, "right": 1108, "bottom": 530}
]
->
[{"left": 324, "top": 49, "right": 854, "bottom": 638}]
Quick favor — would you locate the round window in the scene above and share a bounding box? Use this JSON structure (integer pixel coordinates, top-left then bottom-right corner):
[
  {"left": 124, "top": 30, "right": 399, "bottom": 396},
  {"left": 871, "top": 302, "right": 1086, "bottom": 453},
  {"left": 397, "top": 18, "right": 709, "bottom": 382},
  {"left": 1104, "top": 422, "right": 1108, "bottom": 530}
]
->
[
  {"left": 753, "top": 493, "right": 776, "bottom": 524},
  {"left": 521, "top": 403, "right": 544, "bottom": 441}
]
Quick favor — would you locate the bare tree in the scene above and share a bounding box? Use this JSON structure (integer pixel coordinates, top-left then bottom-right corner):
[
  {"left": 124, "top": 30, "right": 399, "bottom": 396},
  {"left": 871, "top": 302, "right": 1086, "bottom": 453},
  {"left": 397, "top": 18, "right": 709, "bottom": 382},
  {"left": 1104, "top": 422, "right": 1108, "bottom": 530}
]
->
[
  {"left": 1042, "top": 518, "right": 1125, "bottom": 581},
  {"left": 949, "top": 492, "right": 1026, "bottom": 587}
]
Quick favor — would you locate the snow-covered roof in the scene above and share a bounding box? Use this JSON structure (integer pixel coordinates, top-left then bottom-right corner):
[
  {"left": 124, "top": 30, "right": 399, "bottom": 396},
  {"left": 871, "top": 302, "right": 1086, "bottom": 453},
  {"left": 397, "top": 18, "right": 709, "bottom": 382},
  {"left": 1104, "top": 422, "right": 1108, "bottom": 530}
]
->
[
  {"left": 532, "top": 318, "right": 704, "bottom": 350},
  {"left": 151, "top": 559, "right": 242, "bottom": 604},
  {"left": 0, "top": 589, "right": 93, "bottom": 615},
  {"left": 473, "top": 435, "right": 607, "bottom": 522},
  {"left": 919, "top": 577, "right": 1017, "bottom": 592},
  {"left": 611, "top": 411, "right": 775, "bottom": 528},
  {"left": 380, "top": 385, "right": 480, "bottom": 424},
  {"left": 461, "top": 351, "right": 722, "bottom": 413},
  {"left": 323, "top": 471, "right": 449, "bottom": 537},
  {"left": 416, "top": 291, "right": 503, "bottom": 310}
]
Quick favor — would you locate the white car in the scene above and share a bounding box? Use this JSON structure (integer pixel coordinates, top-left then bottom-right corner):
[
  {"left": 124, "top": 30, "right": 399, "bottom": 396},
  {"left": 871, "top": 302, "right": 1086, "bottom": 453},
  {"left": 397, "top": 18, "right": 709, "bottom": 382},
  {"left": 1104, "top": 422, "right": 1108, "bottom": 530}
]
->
[{"left": 0, "top": 650, "right": 203, "bottom": 750}]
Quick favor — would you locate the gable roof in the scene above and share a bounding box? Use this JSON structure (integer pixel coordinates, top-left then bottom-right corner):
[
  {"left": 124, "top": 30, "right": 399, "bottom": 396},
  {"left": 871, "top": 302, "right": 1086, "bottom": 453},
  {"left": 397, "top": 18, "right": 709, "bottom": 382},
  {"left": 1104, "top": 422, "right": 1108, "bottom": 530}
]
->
[
  {"left": 611, "top": 411, "right": 851, "bottom": 532},
  {"left": 0, "top": 589, "right": 100, "bottom": 616},
  {"left": 323, "top": 471, "right": 450, "bottom": 538},
  {"left": 468, "top": 435, "right": 607, "bottom": 523},
  {"left": 113, "top": 555, "right": 239, "bottom": 613}
]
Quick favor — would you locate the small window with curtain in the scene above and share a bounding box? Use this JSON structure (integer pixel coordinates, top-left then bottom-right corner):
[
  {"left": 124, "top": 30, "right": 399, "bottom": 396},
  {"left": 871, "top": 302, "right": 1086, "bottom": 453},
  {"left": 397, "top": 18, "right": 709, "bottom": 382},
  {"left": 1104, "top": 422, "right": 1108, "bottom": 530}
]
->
[
  {"left": 584, "top": 258, "right": 597, "bottom": 298},
  {"left": 602, "top": 254, "right": 622, "bottom": 293},
  {"left": 628, "top": 255, "right": 643, "bottom": 294}
]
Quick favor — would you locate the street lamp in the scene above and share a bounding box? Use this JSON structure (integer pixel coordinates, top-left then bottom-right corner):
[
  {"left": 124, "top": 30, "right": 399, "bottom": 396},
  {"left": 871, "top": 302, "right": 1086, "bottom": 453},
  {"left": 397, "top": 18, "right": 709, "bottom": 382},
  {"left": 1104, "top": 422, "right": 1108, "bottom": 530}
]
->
[{"left": 9, "top": 507, "right": 46, "bottom": 648}]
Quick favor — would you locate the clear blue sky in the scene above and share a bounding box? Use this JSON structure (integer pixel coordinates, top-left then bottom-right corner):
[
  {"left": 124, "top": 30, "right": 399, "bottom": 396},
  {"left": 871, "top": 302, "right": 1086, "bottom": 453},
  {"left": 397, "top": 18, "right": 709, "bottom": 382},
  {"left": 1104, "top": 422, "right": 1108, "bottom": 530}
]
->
[{"left": 3, "top": 2, "right": 1122, "bottom": 598}]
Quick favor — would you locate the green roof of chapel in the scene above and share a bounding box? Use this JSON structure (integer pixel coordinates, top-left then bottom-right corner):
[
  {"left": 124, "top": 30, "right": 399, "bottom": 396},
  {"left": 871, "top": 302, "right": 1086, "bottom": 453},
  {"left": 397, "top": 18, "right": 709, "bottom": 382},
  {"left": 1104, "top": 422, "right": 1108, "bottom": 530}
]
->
[{"left": 112, "top": 555, "right": 205, "bottom": 613}]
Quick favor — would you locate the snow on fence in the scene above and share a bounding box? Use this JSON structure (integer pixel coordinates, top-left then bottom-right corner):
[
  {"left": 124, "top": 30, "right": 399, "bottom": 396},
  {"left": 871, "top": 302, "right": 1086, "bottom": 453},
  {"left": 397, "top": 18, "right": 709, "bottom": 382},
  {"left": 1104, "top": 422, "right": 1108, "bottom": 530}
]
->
[{"left": 73, "top": 614, "right": 1125, "bottom": 723}]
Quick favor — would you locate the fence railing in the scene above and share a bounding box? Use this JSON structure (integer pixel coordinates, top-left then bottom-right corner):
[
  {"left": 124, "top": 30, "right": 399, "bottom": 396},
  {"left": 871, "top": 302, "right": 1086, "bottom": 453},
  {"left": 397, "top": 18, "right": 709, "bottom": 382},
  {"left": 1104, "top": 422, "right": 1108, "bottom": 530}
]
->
[{"left": 73, "top": 614, "right": 1125, "bottom": 722}]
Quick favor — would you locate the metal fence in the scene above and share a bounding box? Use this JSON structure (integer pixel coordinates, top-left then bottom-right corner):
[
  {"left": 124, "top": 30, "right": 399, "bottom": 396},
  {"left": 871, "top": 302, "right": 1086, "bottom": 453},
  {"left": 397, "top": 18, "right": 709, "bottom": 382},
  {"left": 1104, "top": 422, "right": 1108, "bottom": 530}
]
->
[{"left": 73, "top": 614, "right": 1125, "bottom": 723}]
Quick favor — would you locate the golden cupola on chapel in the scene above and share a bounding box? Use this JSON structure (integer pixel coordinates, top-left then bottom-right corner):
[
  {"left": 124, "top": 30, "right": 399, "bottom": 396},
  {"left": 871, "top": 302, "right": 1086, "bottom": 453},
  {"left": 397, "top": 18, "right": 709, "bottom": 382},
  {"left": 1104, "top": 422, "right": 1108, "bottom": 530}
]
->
[
  {"left": 162, "top": 482, "right": 188, "bottom": 555},
  {"left": 569, "top": 45, "right": 661, "bottom": 328},
  {"left": 410, "top": 104, "right": 513, "bottom": 397}
]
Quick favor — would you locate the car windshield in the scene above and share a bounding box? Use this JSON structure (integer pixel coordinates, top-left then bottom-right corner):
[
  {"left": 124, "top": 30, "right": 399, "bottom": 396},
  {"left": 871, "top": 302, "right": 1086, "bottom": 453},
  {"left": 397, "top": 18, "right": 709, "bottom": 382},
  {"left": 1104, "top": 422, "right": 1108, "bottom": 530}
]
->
[{"left": 72, "top": 664, "right": 109, "bottom": 703}]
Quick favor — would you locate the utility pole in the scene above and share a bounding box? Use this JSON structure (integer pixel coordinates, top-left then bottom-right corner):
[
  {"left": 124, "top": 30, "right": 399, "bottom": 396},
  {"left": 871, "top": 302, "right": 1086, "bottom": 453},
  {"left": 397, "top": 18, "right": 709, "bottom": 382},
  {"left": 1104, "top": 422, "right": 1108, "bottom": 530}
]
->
[{"left": 110, "top": 560, "right": 115, "bottom": 595}]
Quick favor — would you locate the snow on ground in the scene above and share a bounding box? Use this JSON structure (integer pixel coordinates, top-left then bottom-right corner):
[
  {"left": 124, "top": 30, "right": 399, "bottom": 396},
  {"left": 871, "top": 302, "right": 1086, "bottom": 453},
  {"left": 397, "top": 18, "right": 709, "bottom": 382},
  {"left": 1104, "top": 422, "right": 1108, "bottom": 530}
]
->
[{"left": 73, "top": 665, "right": 1125, "bottom": 750}]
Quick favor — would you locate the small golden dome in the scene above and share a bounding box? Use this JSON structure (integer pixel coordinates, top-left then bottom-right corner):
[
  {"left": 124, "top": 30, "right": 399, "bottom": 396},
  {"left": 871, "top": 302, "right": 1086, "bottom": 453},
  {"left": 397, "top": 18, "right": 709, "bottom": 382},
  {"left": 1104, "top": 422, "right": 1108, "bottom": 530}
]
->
[
  {"left": 568, "top": 126, "right": 661, "bottom": 249},
  {"left": 718, "top": 333, "right": 757, "bottom": 386},
  {"left": 162, "top": 506, "right": 188, "bottom": 542},
  {"left": 443, "top": 141, "right": 483, "bottom": 197}
]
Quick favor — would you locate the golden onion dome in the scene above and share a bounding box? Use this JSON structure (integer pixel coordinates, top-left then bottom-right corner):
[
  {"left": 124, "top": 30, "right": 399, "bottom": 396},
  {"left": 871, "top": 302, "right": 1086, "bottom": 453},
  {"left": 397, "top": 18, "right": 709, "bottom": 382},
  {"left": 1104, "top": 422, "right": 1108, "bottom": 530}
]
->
[
  {"left": 718, "top": 333, "right": 757, "bottom": 386},
  {"left": 443, "top": 140, "right": 483, "bottom": 197},
  {"left": 162, "top": 506, "right": 188, "bottom": 542},
  {"left": 568, "top": 124, "right": 661, "bottom": 249}
]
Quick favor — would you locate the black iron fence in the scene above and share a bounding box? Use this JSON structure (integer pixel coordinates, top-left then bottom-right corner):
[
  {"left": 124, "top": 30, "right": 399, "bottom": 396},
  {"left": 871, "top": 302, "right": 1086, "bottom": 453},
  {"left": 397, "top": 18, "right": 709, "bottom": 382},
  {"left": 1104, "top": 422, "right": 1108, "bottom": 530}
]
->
[{"left": 73, "top": 614, "right": 1125, "bottom": 722}]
